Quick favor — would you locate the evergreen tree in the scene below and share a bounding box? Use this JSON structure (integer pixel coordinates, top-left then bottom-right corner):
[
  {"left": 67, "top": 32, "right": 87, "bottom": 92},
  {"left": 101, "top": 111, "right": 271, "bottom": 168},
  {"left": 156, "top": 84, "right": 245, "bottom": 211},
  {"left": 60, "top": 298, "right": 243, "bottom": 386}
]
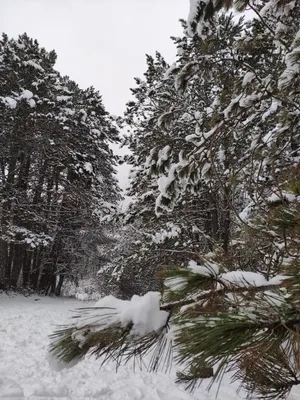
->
[
  {"left": 107, "top": 15, "right": 249, "bottom": 302},
  {"left": 50, "top": 2, "right": 300, "bottom": 399},
  {"left": 0, "top": 33, "right": 120, "bottom": 293}
]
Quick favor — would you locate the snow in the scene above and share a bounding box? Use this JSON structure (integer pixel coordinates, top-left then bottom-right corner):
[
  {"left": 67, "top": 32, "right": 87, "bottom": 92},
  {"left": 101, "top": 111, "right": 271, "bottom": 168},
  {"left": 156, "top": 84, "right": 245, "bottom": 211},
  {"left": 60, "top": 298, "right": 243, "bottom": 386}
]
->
[
  {"left": 165, "top": 277, "right": 187, "bottom": 291},
  {"left": 79, "top": 108, "right": 87, "bottom": 122},
  {"left": 18, "top": 90, "right": 36, "bottom": 107},
  {"left": 218, "top": 148, "right": 225, "bottom": 163},
  {"left": 1, "top": 96, "right": 17, "bottom": 109},
  {"left": 188, "top": 259, "right": 219, "bottom": 276},
  {"left": 239, "top": 94, "right": 261, "bottom": 108},
  {"left": 219, "top": 271, "right": 288, "bottom": 288},
  {"left": 57, "top": 95, "right": 72, "bottom": 102},
  {"left": 279, "top": 46, "right": 300, "bottom": 90},
  {"left": 187, "top": 0, "right": 199, "bottom": 35},
  {"left": 157, "top": 145, "right": 171, "bottom": 167},
  {"left": 89, "top": 292, "right": 169, "bottom": 338},
  {"left": 268, "top": 274, "right": 289, "bottom": 285},
  {"left": 186, "top": 260, "right": 288, "bottom": 289},
  {"left": 223, "top": 95, "right": 242, "bottom": 119},
  {"left": 152, "top": 223, "right": 181, "bottom": 244},
  {"left": 63, "top": 108, "right": 75, "bottom": 116},
  {"left": 0, "top": 294, "right": 249, "bottom": 400},
  {"left": 220, "top": 271, "right": 268, "bottom": 287},
  {"left": 261, "top": 0, "right": 296, "bottom": 18},
  {"left": 267, "top": 192, "right": 299, "bottom": 203},
  {"left": 27, "top": 98, "right": 36, "bottom": 107},
  {"left": 187, "top": 0, "right": 210, "bottom": 38},
  {"left": 23, "top": 60, "right": 44, "bottom": 72},
  {"left": 156, "top": 162, "right": 183, "bottom": 212},
  {"left": 267, "top": 192, "right": 282, "bottom": 202},
  {"left": 163, "top": 63, "right": 177, "bottom": 79},
  {"left": 202, "top": 162, "right": 211, "bottom": 175},
  {"left": 242, "top": 72, "right": 255, "bottom": 87},
  {"left": 157, "top": 109, "right": 173, "bottom": 128},
  {"left": 83, "top": 162, "right": 93, "bottom": 173},
  {"left": 1, "top": 90, "right": 36, "bottom": 109},
  {"left": 262, "top": 100, "right": 279, "bottom": 122},
  {"left": 174, "top": 62, "right": 198, "bottom": 92},
  {"left": 238, "top": 202, "right": 254, "bottom": 222},
  {"left": 19, "top": 89, "right": 33, "bottom": 100},
  {"left": 91, "top": 128, "right": 101, "bottom": 136}
]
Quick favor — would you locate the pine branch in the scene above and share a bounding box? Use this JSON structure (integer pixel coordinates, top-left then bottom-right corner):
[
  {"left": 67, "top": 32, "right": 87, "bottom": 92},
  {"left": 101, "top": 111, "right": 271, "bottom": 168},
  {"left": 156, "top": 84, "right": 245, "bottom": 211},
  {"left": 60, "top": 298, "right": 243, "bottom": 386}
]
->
[
  {"left": 176, "top": 365, "right": 214, "bottom": 392},
  {"left": 161, "top": 281, "right": 283, "bottom": 312},
  {"left": 49, "top": 306, "right": 173, "bottom": 372},
  {"left": 174, "top": 308, "right": 300, "bottom": 399},
  {"left": 234, "top": 346, "right": 300, "bottom": 399}
]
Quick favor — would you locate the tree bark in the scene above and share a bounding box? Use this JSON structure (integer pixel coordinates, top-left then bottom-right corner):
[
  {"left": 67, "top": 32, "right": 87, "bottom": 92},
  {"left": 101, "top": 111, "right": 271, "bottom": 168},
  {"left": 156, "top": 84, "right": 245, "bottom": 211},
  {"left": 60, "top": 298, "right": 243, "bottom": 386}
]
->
[{"left": 55, "top": 274, "right": 64, "bottom": 296}]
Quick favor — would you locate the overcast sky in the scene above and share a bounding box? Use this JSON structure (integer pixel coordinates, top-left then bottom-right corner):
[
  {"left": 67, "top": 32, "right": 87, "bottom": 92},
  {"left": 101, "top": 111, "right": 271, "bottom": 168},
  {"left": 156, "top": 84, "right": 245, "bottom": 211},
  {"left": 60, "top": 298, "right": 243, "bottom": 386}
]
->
[
  {"left": 1, "top": 0, "right": 189, "bottom": 115},
  {"left": 1, "top": 0, "right": 190, "bottom": 191}
]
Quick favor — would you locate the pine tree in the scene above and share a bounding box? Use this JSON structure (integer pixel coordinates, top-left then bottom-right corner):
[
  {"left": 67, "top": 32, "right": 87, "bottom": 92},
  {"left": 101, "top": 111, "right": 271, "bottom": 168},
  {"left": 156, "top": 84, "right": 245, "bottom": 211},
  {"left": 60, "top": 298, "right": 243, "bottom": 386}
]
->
[
  {"left": 50, "top": 2, "right": 300, "bottom": 399},
  {"left": 0, "top": 33, "right": 120, "bottom": 293},
  {"left": 114, "top": 47, "right": 229, "bottom": 299}
]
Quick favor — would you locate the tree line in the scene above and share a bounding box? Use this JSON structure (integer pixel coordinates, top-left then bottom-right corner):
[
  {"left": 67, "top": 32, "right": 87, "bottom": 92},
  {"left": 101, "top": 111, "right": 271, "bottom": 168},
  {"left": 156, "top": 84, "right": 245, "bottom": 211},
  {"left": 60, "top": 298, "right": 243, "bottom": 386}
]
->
[{"left": 0, "top": 34, "right": 120, "bottom": 295}]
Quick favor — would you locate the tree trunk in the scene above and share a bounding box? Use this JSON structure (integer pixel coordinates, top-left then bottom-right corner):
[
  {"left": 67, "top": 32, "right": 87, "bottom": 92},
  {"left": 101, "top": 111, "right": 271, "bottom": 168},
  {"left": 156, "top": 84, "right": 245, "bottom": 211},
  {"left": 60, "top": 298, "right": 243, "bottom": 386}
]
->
[
  {"left": 10, "top": 240, "right": 25, "bottom": 288},
  {"left": 55, "top": 274, "right": 64, "bottom": 296},
  {"left": 22, "top": 251, "right": 32, "bottom": 287},
  {"left": 221, "top": 185, "right": 231, "bottom": 254},
  {"left": 38, "top": 260, "right": 55, "bottom": 293},
  {"left": 30, "top": 249, "right": 41, "bottom": 289},
  {"left": 0, "top": 241, "right": 10, "bottom": 288}
]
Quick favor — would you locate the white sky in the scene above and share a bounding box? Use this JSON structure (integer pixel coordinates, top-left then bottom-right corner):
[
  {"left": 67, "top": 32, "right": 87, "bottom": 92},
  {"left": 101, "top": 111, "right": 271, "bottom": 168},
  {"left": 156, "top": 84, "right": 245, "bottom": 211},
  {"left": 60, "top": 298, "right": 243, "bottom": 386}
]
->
[
  {"left": 1, "top": 0, "right": 189, "bottom": 115},
  {"left": 1, "top": 0, "right": 190, "bottom": 191}
]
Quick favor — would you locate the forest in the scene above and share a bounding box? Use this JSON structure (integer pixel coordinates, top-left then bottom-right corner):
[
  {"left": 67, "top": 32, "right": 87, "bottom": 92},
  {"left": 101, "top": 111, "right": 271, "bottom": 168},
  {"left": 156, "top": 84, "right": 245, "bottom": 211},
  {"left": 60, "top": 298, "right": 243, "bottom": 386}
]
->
[{"left": 1, "top": 0, "right": 300, "bottom": 399}]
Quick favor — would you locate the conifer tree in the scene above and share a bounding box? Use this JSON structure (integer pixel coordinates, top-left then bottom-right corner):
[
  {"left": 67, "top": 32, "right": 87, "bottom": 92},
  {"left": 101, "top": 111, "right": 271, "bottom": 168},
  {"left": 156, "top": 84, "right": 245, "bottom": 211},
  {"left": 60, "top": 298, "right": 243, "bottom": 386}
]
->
[
  {"left": 50, "top": 2, "right": 300, "bottom": 399},
  {"left": 0, "top": 33, "right": 120, "bottom": 293}
]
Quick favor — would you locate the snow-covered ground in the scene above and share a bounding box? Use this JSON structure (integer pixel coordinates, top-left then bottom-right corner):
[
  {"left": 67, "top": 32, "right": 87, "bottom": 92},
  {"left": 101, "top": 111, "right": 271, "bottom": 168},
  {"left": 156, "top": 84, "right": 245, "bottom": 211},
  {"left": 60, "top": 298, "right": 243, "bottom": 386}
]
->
[{"left": 0, "top": 294, "right": 297, "bottom": 400}]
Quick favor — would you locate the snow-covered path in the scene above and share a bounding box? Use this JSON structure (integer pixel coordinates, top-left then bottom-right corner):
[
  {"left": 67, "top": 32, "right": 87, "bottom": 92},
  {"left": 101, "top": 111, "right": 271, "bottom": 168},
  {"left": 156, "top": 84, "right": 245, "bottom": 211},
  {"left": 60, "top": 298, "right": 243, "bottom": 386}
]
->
[{"left": 0, "top": 295, "right": 245, "bottom": 399}]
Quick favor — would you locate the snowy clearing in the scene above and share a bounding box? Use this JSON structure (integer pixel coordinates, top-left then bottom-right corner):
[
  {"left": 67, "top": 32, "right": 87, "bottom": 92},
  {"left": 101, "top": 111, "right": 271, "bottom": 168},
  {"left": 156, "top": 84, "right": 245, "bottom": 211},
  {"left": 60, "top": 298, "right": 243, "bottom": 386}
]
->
[
  {"left": 0, "top": 294, "right": 244, "bottom": 400},
  {"left": 0, "top": 294, "right": 299, "bottom": 400}
]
